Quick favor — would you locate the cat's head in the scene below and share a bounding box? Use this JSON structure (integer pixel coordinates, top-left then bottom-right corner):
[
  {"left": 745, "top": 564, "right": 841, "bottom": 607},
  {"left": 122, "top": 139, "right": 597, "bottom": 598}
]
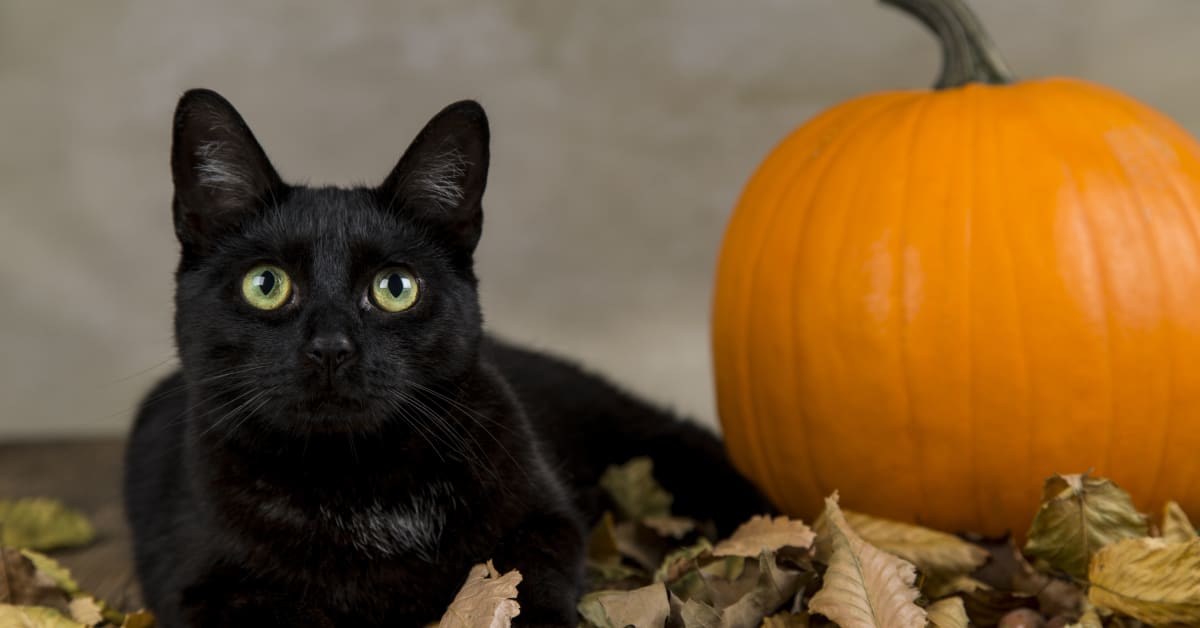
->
[{"left": 170, "top": 89, "right": 489, "bottom": 435}]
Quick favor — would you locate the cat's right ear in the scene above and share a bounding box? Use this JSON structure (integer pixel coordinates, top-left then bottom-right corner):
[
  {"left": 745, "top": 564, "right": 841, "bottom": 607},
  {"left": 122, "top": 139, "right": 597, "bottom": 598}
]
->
[{"left": 170, "top": 89, "right": 283, "bottom": 254}]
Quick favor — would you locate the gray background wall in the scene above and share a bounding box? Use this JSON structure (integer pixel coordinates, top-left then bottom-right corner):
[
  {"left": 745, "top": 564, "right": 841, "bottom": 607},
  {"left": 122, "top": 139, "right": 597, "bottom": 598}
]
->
[{"left": 2, "top": 1, "right": 1198, "bottom": 438}]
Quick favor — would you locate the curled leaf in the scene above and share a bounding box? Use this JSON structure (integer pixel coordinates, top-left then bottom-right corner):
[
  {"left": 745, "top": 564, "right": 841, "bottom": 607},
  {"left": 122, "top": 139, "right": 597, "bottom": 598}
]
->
[
  {"left": 711, "top": 516, "right": 814, "bottom": 558},
  {"left": 0, "top": 499, "right": 95, "bottom": 552},
  {"left": 1161, "top": 501, "right": 1198, "bottom": 544},
  {"left": 438, "top": 561, "right": 521, "bottom": 628},
  {"left": 1023, "top": 474, "right": 1148, "bottom": 579},
  {"left": 599, "top": 457, "right": 673, "bottom": 520},
  {"left": 1086, "top": 537, "right": 1200, "bottom": 625},
  {"left": 578, "top": 583, "right": 669, "bottom": 628},
  {"left": 839, "top": 511, "right": 987, "bottom": 580},
  {"left": 925, "top": 596, "right": 968, "bottom": 628},
  {"left": 807, "top": 494, "right": 926, "bottom": 628}
]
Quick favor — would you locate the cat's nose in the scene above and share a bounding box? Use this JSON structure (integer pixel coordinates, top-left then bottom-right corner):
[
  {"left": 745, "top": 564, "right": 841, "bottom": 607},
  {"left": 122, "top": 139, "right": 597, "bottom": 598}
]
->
[{"left": 303, "top": 333, "right": 357, "bottom": 372}]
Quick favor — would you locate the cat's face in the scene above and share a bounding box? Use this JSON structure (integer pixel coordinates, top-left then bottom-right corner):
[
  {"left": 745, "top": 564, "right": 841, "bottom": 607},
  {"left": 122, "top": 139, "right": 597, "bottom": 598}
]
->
[{"left": 169, "top": 89, "right": 489, "bottom": 435}]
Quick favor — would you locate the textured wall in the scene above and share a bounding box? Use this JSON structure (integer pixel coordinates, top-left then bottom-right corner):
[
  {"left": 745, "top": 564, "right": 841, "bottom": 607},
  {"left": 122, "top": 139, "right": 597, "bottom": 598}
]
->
[{"left": 2, "top": 1, "right": 1199, "bottom": 437}]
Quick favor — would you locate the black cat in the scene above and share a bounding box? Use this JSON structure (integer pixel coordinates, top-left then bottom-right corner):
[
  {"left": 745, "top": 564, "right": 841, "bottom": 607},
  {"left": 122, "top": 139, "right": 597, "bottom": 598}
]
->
[{"left": 123, "top": 89, "right": 773, "bottom": 627}]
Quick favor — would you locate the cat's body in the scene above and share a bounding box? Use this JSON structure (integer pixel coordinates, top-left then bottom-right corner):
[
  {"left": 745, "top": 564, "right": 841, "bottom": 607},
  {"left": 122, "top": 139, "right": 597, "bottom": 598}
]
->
[{"left": 124, "top": 90, "right": 771, "bottom": 627}]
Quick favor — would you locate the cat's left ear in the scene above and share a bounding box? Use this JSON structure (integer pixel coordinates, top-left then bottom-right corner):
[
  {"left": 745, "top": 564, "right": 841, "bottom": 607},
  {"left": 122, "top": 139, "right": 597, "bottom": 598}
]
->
[{"left": 378, "top": 100, "right": 489, "bottom": 253}]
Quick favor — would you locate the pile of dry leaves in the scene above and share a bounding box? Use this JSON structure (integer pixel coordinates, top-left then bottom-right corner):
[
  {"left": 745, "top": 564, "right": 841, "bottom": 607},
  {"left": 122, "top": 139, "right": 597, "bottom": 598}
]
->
[{"left": 3, "top": 463, "right": 1199, "bottom": 627}]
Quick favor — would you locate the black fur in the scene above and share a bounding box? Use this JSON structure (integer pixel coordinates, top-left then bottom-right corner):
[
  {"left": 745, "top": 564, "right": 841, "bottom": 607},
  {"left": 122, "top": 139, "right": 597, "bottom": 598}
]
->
[{"left": 123, "top": 89, "right": 773, "bottom": 627}]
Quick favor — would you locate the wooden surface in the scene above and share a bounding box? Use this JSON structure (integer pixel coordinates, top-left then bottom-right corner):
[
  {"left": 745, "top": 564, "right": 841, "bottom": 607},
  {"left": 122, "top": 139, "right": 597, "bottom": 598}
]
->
[{"left": 0, "top": 438, "right": 142, "bottom": 609}]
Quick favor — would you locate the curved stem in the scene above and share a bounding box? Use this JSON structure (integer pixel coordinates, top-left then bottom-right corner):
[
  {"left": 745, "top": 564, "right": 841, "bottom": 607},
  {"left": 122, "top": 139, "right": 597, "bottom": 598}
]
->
[{"left": 881, "top": 0, "right": 1015, "bottom": 89}]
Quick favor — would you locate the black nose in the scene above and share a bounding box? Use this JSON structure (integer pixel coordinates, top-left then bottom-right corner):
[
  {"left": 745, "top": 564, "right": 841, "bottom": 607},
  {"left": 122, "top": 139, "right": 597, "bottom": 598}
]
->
[{"left": 304, "top": 333, "right": 357, "bottom": 372}]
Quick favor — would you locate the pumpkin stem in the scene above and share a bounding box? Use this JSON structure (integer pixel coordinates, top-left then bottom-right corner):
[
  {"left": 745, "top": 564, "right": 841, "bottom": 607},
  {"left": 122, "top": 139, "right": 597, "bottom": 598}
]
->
[{"left": 881, "top": 0, "right": 1015, "bottom": 88}]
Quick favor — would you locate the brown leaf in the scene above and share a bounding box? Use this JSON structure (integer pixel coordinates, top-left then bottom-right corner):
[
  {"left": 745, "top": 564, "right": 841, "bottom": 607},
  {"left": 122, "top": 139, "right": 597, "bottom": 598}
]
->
[
  {"left": 679, "top": 598, "right": 722, "bottom": 627},
  {"left": 642, "top": 516, "right": 697, "bottom": 540},
  {"left": 1023, "top": 474, "right": 1148, "bottom": 580},
  {"left": 839, "top": 511, "right": 987, "bottom": 580},
  {"left": 716, "top": 551, "right": 804, "bottom": 628},
  {"left": 438, "top": 561, "right": 522, "bottom": 628},
  {"left": 578, "top": 582, "right": 669, "bottom": 628},
  {"left": 119, "top": 610, "right": 156, "bottom": 628},
  {"left": 807, "top": 494, "right": 926, "bottom": 628},
  {"left": 0, "top": 499, "right": 95, "bottom": 552},
  {"left": 1161, "top": 501, "right": 1197, "bottom": 544},
  {"left": 1086, "top": 537, "right": 1200, "bottom": 625},
  {"left": 760, "top": 612, "right": 810, "bottom": 627},
  {"left": 712, "top": 516, "right": 815, "bottom": 559},
  {"left": 1064, "top": 608, "right": 1101, "bottom": 628},
  {"left": 926, "top": 597, "right": 968, "bottom": 628},
  {"left": 0, "top": 548, "right": 69, "bottom": 611},
  {"left": 599, "top": 457, "right": 673, "bottom": 521},
  {"left": 655, "top": 539, "right": 713, "bottom": 584}
]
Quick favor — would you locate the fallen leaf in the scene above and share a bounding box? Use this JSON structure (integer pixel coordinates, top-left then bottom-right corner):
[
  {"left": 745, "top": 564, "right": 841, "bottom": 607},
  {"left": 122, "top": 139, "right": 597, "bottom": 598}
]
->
[
  {"left": 760, "top": 612, "right": 809, "bottom": 627},
  {"left": 712, "top": 516, "right": 815, "bottom": 558},
  {"left": 613, "top": 521, "right": 669, "bottom": 572},
  {"left": 958, "top": 586, "right": 1036, "bottom": 628},
  {"left": 588, "top": 512, "right": 623, "bottom": 568},
  {"left": 1161, "top": 501, "right": 1197, "bottom": 544},
  {"left": 119, "top": 610, "right": 156, "bottom": 628},
  {"left": 438, "top": 561, "right": 521, "bottom": 628},
  {"left": 1086, "top": 537, "right": 1200, "bottom": 625},
  {"left": 655, "top": 539, "right": 713, "bottom": 584},
  {"left": 1065, "top": 608, "right": 1101, "bottom": 628},
  {"left": 838, "top": 511, "right": 987, "bottom": 580},
  {"left": 1023, "top": 474, "right": 1148, "bottom": 579},
  {"left": 642, "top": 516, "right": 697, "bottom": 540},
  {"left": 926, "top": 597, "right": 968, "bottom": 628},
  {"left": 19, "top": 551, "right": 80, "bottom": 597},
  {"left": 679, "top": 598, "right": 722, "bottom": 627},
  {"left": 578, "top": 582, "right": 669, "bottom": 628},
  {"left": 716, "top": 551, "right": 804, "bottom": 628},
  {"left": 0, "top": 604, "right": 86, "bottom": 627},
  {"left": 599, "top": 457, "right": 673, "bottom": 521},
  {"left": 0, "top": 548, "right": 68, "bottom": 610},
  {"left": 67, "top": 597, "right": 103, "bottom": 625},
  {"left": 807, "top": 494, "right": 926, "bottom": 628},
  {"left": 0, "top": 500, "right": 95, "bottom": 552}
]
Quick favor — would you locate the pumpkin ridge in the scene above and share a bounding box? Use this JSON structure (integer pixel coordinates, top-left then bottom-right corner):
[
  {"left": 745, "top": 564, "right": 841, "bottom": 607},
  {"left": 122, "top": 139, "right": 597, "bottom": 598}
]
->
[
  {"left": 769, "top": 94, "right": 922, "bottom": 513},
  {"left": 724, "top": 96, "right": 902, "bottom": 508},
  {"left": 963, "top": 85, "right": 983, "bottom": 531}
]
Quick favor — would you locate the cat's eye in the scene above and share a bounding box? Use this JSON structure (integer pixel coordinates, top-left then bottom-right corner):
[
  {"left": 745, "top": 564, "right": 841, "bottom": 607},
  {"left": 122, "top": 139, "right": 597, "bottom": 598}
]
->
[
  {"left": 241, "top": 265, "right": 293, "bottom": 310},
  {"left": 370, "top": 267, "right": 420, "bottom": 312}
]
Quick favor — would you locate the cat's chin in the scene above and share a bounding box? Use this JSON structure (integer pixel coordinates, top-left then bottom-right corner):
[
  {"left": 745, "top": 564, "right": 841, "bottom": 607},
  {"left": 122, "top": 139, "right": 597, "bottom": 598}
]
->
[{"left": 279, "top": 397, "right": 389, "bottom": 434}]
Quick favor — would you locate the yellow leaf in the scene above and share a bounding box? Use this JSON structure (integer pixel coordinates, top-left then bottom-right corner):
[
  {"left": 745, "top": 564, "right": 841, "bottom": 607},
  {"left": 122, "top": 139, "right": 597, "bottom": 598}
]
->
[
  {"left": 18, "top": 551, "right": 80, "bottom": 597},
  {"left": 0, "top": 604, "right": 86, "bottom": 627},
  {"left": 578, "top": 583, "right": 669, "bottom": 628},
  {"left": 1086, "top": 537, "right": 1200, "bottom": 625},
  {"left": 0, "top": 499, "right": 95, "bottom": 552},
  {"left": 712, "top": 516, "right": 815, "bottom": 558},
  {"left": 839, "top": 511, "right": 987, "bottom": 579},
  {"left": 1162, "top": 501, "right": 1198, "bottom": 544},
  {"left": 807, "top": 494, "right": 926, "bottom": 628},
  {"left": 438, "top": 561, "right": 522, "bottom": 628},
  {"left": 67, "top": 597, "right": 103, "bottom": 626},
  {"left": 118, "top": 610, "right": 156, "bottom": 628},
  {"left": 925, "top": 597, "right": 967, "bottom": 628},
  {"left": 1023, "top": 474, "right": 1148, "bottom": 579}
]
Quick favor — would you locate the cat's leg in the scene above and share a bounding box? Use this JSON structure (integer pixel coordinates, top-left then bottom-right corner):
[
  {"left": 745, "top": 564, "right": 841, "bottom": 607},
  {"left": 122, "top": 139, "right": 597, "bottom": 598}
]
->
[{"left": 489, "top": 510, "right": 587, "bottom": 628}]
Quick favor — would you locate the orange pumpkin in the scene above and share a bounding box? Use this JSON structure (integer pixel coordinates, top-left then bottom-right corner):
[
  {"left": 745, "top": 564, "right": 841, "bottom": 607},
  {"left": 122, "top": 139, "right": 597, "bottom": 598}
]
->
[{"left": 712, "top": 0, "right": 1200, "bottom": 536}]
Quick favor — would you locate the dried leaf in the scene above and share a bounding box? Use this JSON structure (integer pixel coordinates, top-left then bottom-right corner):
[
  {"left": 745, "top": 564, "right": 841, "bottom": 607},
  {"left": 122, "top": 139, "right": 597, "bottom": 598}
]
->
[
  {"left": 578, "top": 583, "right": 669, "bottom": 628},
  {"left": 679, "top": 598, "right": 722, "bottom": 627},
  {"left": 839, "top": 511, "right": 988, "bottom": 580},
  {"left": 19, "top": 551, "right": 80, "bottom": 597},
  {"left": 921, "top": 575, "right": 989, "bottom": 600},
  {"left": 1065, "top": 608, "right": 1102, "bottom": 628},
  {"left": 1086, "top": 537, "right": 1200, "bottom": 625},
  {"left": 438, "top": 561, "right": 521, "bottom": 628},
  {"left": 67, "top": 597, "right": 103, "bottom": 626},
  {"left": 0, "top": 604, "right": 86, "bottom": 627},
  {"left": 712, "top": 516, "right": 815, "bottom": 558},
  {"left": 807, "top": 494, "right": 926, "bottom": 628},
  {"left": 760, "top": 612, "right": 810, "bottom": 627},
  {"left": 0, "top": 499, "right": 95, "bottom": 552},
  {"left": 716, "top": 551, "right": 804, "bottom": 628},
  {"left": 0, "top": 548, "right": 68, "bottom": 610},
  {"left": 655, "top": 539, "right": 713, "bottom": 584},
  {"left": 958, "top": 587, "right": 1036, "bottom": 628},
  {"left": 600, "top": 457, "right": 673, "bottom": 520},
  {"left": 642, "top": 516, "right": 697, "bottom": 540},
  {"left": 926, "top": 597, "right": 968, "bottom": 628},
  {"left": 613, "top": 521, "right": 669, "bottom": 572},
  {"left": 119, "top": 610, "right": 156, "bottom": 628},
  {"left": 1023, "top": 474, "right": 1148, "bottom": 579},
  {"left": 1161, "top": 501, "right": 1197, "bottom": 544}
]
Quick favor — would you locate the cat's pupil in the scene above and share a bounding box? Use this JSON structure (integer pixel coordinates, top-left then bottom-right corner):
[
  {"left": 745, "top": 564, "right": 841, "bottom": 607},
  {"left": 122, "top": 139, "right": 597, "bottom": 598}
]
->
[
  {"left": 253, "top": 271, "right": 275, "bottom": 295},
  {"left": 387, "top": 274, "right": 406, "bottom": 298}
]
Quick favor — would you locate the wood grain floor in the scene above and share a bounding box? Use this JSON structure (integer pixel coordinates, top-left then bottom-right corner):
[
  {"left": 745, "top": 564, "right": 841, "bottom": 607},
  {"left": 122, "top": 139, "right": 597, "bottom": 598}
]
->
[{"left": 0, "top": 438, "right": 142, "bottom": 609}]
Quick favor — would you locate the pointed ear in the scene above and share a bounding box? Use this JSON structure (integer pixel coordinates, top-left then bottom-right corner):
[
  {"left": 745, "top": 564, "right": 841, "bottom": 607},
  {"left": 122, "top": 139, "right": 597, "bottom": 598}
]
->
[
  {"left": 378, "top": 100, "right": 489, "bottom": 253},
  {"left": 171, "top": 89, "right": 283, "bottom": 252}
]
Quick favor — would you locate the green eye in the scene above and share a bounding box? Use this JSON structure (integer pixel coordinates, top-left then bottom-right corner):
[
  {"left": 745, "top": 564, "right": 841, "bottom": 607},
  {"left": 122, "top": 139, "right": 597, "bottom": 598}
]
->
[
  {"left": 370, "top": 267, "right": 419, "bottom": 312},
  {"left": 241, "top": 265, "right": 292, "bottom": 310}
]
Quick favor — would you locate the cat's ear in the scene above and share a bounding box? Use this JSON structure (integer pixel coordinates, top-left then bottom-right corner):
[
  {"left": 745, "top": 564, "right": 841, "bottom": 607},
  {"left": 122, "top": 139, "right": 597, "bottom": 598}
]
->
[
  {"left": 378, "top": 100, "right": 489, "bottom": 253},
  {"left": 170, "top": 89, "right": 283, "bottom": 252}
]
